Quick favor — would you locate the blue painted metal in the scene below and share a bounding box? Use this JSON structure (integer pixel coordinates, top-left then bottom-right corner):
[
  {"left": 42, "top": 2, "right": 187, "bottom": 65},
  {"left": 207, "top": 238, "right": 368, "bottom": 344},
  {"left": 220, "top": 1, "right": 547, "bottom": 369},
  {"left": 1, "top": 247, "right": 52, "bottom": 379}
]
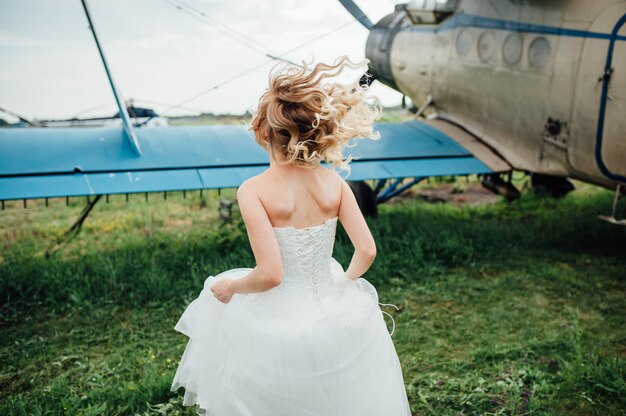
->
[
  {"left": 346, "top": 157, "right": 489, "bottom": 180},
  {"left": 407, "top": 12, "right": 626, "bottom": 42},
  {"left": 377, "top": 177, "right": 426, "bottom": 203},
  {"left": 350, "top": 121, "right": 471, "bottom": 160},
  {"left": 373, "top": 178, "right": 387, "bottom": 195},
  {"left": 80, "top": 0, "right": 141, "bottom": 156},
  {"left": 0, "top": 126, "right": 265, "bottom": 176},
  {"left": 376, "top": 178, "right": 403, "bottom": 203},
  {"left": 0, "top": 120, "right": 494, "bottom": 200},
  {"left": 595, "top": 13, "right": 626, "bottom": 184}
]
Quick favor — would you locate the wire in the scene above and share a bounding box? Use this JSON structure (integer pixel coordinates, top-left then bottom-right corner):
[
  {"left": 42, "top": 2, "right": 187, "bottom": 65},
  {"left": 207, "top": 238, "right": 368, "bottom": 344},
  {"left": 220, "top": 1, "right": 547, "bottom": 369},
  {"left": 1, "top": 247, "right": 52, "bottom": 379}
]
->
[
  {"left": 163, "top": 0, "right": 274, "bottom": 59},
  {"left": 160, "top": 60, "right": 275, "bottom": 116},
  {"left": 73, "top": 102, "right": 116, "bottom": 117},
  {"left": 163, "top": 0, "right": 302, "bottom": 67},
  {"left": 171, "top": 0, "right": 305, "bottom": 68},
  {"left": 69, "top": 0, "right": 284, "bottom": 122},
  {"left": 170, "top": 0, "right": 281, "bottom": 57},
  {"left": 129, "top": 98, "right": 206, "bottom": 114},
  {"left": 0, "top": 106, "right": 42, "bottom": 126},
  {"left": 67, "top": 98, "right": 204, "bottom": 121},
  {"left": 159, "top": 10, "right": 374, "bottom": 116}
]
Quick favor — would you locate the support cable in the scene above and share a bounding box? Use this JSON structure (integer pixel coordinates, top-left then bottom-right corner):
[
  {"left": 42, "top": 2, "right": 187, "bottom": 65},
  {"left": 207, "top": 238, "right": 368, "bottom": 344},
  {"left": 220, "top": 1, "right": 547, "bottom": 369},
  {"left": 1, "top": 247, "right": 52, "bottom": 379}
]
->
[
  {"left": 45, "top": 195, "right": 103, "bottom": 257},
  {"left": 158, "top": 7, "right": 379, "bottom": 116}
]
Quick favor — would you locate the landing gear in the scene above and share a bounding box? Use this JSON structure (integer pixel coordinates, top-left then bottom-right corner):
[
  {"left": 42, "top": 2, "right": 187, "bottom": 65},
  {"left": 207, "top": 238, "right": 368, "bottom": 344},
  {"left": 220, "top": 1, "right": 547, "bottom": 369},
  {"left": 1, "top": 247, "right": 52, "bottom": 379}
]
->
[
  {"left": 530, "top": 173, "right": 575, "bottom": 197},
  {"left": 480, "top": 173, "right": 520, "bottom": 201},
  {"left": 348, "top": 181, "right": 378, "bottom": 217},
  {"left": 348, "top": 178, "right": 428, "bottom": 217},
  {"left": 599, "top": 184, "right": 625, "bottom": 226}
]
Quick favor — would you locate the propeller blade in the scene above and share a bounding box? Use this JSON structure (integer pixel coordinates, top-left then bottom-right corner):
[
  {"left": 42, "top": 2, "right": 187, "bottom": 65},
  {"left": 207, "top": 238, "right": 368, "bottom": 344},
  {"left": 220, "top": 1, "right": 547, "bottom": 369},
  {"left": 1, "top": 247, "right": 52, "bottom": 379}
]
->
[{"left": 338, "top": 0, "right": 373, "bottom": 30}]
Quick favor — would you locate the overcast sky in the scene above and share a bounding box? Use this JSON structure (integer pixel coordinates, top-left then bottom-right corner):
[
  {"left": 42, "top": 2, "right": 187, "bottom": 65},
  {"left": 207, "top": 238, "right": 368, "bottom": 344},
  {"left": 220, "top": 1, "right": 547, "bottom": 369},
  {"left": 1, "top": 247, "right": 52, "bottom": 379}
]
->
[{"left": 0, "top": 0, "right": 403, "bottom": 121}]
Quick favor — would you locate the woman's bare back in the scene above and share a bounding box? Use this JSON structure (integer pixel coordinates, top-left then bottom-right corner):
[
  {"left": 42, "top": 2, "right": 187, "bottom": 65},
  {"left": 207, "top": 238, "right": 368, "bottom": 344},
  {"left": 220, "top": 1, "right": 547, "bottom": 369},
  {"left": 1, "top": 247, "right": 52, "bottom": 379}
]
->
[{"left": 247, "top": 165, "right": 343, "bottom": 230}]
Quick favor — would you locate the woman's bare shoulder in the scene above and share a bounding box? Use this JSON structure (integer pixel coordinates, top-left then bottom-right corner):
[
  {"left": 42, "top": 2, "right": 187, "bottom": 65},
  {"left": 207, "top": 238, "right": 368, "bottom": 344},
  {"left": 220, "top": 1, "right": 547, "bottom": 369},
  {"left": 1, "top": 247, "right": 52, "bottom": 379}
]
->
[
  {"left": 237, "top": 171, "right": 273, "bottom": 198},
  {"left": 319, "top": 168, "right": 345, "bottom": 209},
  {"left": 321, "top": 166, "right": 345, "bottom": 183}
]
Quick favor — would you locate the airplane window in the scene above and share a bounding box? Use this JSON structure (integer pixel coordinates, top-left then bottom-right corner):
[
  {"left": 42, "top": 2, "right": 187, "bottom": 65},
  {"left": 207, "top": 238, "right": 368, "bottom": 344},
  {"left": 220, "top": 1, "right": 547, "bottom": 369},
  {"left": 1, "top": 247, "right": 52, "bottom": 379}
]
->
[
  {"left": 406, "top": 0, "right": 459, "bottom": 24},
  {"left": 478, "top": 31, "right": 496, "bottom": 61},
  {"left": 455, "top": 28, "right": 472, "bottom": 56},
  {"left": 502, "top": 33, "right": 523, "bottom": 65},
  {"left": 529, "top": 37, "right": 550, "bottom": 68}
]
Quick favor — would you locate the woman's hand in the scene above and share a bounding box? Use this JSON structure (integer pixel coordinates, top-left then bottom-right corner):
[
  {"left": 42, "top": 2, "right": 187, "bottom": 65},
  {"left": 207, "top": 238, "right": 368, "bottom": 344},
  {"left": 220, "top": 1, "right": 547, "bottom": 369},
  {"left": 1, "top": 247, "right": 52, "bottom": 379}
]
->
[{"left": 211, "top": 279, "right": 235, "bottom": 304}]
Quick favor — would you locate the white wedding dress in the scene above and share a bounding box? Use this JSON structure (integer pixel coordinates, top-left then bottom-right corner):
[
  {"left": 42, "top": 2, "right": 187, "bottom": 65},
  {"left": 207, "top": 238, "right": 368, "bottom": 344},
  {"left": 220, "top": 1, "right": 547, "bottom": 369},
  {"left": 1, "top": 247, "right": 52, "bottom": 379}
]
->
[{"left": 171, "top": 216, "right": 411, "bottom": 415}]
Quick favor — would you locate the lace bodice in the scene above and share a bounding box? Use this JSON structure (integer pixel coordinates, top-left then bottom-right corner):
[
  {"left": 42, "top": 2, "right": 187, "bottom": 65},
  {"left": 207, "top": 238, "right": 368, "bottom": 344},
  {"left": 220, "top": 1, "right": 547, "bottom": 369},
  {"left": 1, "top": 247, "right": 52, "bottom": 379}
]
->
[{"left": 272, "top": 217, "right": 339, "bottom": 306}]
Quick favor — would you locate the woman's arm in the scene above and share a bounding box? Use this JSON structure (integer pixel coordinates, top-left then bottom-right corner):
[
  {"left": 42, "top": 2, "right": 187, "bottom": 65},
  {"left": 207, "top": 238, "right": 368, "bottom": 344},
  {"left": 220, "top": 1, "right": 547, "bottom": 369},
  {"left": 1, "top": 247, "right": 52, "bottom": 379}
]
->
[
  {"left": 211, "top": 180, "right": 284, "bottom": 303},
  {"left": 337, "top": 178, "right": 377, "bottom": 280}
]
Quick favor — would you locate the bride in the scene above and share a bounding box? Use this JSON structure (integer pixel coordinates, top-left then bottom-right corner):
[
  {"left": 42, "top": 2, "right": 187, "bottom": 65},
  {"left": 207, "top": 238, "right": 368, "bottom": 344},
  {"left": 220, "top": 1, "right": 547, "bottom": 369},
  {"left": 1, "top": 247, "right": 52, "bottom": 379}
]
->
[{"left": 171, "top": 56, "right": 412, "bottom": 415}]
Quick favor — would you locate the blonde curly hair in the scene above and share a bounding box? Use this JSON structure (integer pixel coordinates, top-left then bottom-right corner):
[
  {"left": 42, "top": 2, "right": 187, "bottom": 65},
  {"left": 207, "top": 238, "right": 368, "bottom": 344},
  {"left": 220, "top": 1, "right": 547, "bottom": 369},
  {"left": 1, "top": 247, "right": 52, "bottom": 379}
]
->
[{"left": 249, "top": 56, "right": 381, "bottom": 175}]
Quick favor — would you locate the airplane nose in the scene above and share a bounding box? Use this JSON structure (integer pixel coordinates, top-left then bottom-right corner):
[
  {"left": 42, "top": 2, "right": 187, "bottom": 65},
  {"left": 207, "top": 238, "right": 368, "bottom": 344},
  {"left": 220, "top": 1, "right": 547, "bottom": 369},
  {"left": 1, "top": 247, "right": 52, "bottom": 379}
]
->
[{"left": 365, "top": 8, "right": 408, "bottom": 91}]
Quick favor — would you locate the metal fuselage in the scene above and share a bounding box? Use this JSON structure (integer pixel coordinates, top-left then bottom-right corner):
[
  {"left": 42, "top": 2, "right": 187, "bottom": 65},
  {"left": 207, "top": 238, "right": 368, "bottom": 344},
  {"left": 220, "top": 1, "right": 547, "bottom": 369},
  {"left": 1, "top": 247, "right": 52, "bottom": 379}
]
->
[{"left": 367, "top": 0, "right": 626, "bottom": 188}]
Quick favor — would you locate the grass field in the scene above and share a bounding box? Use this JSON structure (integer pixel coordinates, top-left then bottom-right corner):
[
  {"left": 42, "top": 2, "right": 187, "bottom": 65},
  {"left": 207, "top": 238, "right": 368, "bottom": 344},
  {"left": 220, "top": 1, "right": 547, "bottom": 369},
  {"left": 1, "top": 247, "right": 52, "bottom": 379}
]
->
[{"left": 1, "top": 179, "right": 625, "bottom": 415}]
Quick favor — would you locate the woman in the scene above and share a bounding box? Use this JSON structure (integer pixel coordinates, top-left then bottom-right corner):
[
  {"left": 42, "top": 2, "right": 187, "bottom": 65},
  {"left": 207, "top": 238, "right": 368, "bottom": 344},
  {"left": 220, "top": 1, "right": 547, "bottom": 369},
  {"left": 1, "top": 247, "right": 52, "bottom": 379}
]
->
[{"left": 171, "top": 56, "right": 411, "bottom": 415}]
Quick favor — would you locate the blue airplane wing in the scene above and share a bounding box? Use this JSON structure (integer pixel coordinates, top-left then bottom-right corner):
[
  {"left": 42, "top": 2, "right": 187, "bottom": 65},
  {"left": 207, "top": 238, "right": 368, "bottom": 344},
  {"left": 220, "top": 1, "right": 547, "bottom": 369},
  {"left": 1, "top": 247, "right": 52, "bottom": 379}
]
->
[{"left": 0, "top": 120, "right": 506, "bottom": 201}]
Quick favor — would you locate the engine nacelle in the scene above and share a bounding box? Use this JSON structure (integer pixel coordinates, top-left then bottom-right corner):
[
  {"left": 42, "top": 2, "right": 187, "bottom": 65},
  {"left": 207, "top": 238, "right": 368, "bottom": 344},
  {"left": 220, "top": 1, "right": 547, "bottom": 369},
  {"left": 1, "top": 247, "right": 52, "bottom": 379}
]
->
[{"left": 365, "top": 7, "right": 409, "bottom": 91}]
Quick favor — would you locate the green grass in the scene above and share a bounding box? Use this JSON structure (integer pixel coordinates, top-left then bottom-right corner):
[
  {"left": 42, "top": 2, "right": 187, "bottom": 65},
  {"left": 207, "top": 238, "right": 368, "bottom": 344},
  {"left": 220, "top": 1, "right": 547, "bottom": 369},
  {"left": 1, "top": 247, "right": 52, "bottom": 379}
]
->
[{"left": 1, "top": 180, "right": 625, "bottom": 415}]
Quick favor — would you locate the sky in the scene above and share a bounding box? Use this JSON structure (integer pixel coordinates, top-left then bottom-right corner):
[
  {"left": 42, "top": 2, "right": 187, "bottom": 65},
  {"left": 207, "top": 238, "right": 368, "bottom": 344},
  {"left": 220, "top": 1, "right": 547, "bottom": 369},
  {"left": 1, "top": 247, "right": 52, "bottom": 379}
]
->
[{"left": 0, "top": 0, "right": 403, "bottom": 121}]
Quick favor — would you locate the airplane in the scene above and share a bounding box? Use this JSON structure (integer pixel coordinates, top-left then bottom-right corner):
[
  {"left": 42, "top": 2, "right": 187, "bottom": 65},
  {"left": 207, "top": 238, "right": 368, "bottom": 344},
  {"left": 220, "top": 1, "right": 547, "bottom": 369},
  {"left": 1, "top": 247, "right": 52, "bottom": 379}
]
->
[
  {"left": 339, "top": 0, "right": 625, "bottom": 221},
  {"left": 0, "top": 0, "right": 624, "bottom": 229},
  {"left": 0, "top": 1, "right": 500, "bottom": 215}
]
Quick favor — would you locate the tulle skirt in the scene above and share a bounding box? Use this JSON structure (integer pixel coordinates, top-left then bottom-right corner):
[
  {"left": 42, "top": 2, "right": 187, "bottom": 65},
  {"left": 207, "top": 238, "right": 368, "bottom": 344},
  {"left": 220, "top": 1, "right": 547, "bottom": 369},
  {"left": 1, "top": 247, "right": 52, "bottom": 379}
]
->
[{"left": 171, "top": 258, "right": 411, "bottom": 416}]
